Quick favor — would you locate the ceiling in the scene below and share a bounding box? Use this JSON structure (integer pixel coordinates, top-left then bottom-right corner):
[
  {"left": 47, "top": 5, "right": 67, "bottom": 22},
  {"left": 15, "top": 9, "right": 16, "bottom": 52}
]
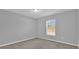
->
[{"left": 5, "top": 9, "right": 73, "bottom": 19}]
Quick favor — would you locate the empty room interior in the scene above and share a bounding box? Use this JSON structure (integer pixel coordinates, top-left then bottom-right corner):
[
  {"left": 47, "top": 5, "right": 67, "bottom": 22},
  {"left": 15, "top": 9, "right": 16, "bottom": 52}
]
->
[{"left": 0, "top": 9, "right": 79, "bottom": 49}]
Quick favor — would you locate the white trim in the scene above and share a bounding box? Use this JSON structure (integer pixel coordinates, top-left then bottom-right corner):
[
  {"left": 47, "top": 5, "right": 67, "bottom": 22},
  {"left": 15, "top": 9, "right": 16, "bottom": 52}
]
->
[
  {"left": 0, "top": 37, "right": 36, "bottom": 47},
  {"left": 38, "top": 37, "right": 78, "bottom": 47},
  {"left": 0, "top": 37, "right": 78, "bottom": 48}
]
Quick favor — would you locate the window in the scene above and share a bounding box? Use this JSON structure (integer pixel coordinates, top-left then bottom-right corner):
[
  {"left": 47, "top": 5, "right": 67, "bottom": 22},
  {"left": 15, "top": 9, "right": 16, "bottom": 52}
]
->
[{"left": 46, "top": 19, "right": 56, "bottom": 36}]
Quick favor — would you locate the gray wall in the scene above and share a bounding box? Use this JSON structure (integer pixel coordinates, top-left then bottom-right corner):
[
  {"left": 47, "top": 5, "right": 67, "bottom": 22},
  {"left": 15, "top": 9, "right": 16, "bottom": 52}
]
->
[
  {"left": 37, "top": 10, "right": 77, "bottom": 45},
  {"left": 77, "top": 10, "right": 79, "bottom": 47},
  {"left": 0, "top": 10, "right": 37, "bottom": 45}
]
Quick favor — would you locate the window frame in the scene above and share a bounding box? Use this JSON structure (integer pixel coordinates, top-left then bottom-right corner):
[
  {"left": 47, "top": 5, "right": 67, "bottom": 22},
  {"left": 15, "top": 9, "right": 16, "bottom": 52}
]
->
[{"left": 46, "top": 19, "right": 56, "bottom": 36}]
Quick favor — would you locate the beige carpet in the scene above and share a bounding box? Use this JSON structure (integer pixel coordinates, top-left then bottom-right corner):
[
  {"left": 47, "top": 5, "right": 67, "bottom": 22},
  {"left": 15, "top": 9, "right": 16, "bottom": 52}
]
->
[{"left": 0, "top": 38, "right": 78, "bottom": 49}]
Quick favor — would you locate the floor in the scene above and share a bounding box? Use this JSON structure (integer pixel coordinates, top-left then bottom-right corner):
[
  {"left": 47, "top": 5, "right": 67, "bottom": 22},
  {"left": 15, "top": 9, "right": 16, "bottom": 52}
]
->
[{"left": 0, "top": 38, "right": 78, "bottom": 49}]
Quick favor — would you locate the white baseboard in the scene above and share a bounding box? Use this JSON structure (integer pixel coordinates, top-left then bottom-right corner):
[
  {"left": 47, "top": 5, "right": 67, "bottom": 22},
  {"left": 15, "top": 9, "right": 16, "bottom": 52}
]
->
[
  {"left": 0, "top": 36, "right": 78, "bottom": 47},
  {"left": 0, "top": 37, "right": 36, "bottom": 47},
  {"left": 38, "top": 37, "right": 78, "bottom": 47}
]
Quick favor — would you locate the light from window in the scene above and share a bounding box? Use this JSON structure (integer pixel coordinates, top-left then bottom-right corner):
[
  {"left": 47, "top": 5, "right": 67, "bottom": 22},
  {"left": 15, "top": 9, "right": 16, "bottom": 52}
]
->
[{"left": 46, "top": 19, "right": 56, "bottom": 36}]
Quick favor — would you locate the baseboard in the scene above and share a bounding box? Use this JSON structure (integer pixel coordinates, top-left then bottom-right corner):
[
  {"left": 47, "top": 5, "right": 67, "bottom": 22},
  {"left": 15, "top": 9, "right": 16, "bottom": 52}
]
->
[
  {"left": 38, "top": 37, "right": 78, "bottom": 47},
  {"left": 0, "top": 37, "right": 78, "bottom": 47},
  {"left": 0, "top": 37, "right": 36, "bottom": 47}
]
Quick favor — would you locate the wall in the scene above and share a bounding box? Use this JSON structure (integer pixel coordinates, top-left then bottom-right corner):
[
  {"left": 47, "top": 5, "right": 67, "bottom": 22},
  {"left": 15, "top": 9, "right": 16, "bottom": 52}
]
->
[
  {"left": 77, "top": 10, "right": 79, "bottom": 47},
  {"left": 37, "top": 10, "right": 77, "bottom": 45},
  {"left": 0, "top": 10, "right": 37, "bottom": 45}
]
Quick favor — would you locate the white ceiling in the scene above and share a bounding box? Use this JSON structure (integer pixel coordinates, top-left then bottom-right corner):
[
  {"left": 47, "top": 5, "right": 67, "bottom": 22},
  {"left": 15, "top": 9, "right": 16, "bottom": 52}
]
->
[{"left": 5, "top": 9, "right": 73, "bottom": 19}]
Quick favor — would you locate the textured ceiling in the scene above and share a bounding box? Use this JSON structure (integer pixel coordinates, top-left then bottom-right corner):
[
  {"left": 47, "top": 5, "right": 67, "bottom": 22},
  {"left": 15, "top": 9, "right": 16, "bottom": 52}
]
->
[{"left": 5, "top": 9, "right": 73, "bottom": 19}]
